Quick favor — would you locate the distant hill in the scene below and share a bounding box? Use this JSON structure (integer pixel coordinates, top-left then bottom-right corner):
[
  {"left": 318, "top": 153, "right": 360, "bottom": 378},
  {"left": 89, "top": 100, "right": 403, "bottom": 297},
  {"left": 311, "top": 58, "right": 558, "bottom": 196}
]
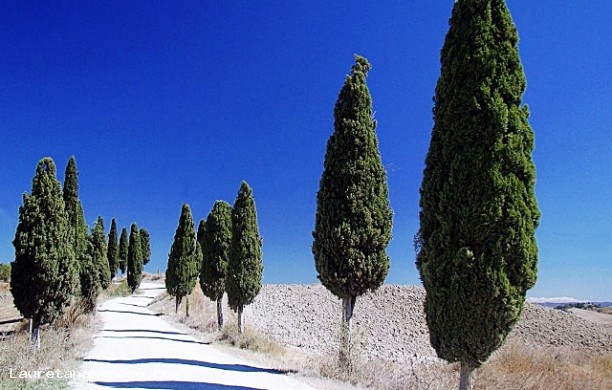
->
[{"left": 531, "top": 301, "right": 612, "bottom": 309}]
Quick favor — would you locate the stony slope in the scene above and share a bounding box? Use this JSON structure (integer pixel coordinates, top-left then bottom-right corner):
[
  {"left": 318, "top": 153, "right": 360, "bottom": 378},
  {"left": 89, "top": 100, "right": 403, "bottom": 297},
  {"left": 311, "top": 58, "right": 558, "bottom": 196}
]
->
[{"left": 245, "top": 284, "right": 612, "bottom": 363}]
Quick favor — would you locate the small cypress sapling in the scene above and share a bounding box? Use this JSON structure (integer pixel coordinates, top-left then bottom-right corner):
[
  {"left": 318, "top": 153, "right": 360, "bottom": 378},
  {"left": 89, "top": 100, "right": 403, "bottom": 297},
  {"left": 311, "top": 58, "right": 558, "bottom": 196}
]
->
[
  {"left": 199, "top": 200, "right": 232, "bottom": 330},
  {"left": 165, "top": 204, "right": 199, "bottom": 316},
  {"left": 226, "top": 181, "right": 263, "bottom": 334}
]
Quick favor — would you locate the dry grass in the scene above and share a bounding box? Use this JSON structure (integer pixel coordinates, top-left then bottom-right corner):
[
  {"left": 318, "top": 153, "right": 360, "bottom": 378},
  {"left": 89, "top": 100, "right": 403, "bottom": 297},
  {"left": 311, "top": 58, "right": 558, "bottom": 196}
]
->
[
  {"left": 0, "top": 303, "right": 94, "bottom": 390},
  {"left": 102, "top": 279, "right": 132, "bottom": 298},
  {"left": 303, "top": 338, "right": 612, "bottom": 390},
  {"left": 219, "top": 323, "right": 286, "bottom": 356}
]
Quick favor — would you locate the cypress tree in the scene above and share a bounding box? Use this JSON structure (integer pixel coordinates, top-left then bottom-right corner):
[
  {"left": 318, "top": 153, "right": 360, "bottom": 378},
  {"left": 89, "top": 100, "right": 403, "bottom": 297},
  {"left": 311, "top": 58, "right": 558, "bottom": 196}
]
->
[
  {"left": 118, "top": 227, "right": 128, "bottom": 276},
  {"left": 165, "top": 204, "right": 199, "bottom": 316},
  {"left": 415, "top": 1, "right": 540, "bottom": 388},
  {"left": 199, "top": 200, "right": 232, "bottom": 330},
  {"left": 107, "top": 218, "right": 119, "bottom": 281},
  {"left": 11, "top": 158, "right": 77, "bottom": 347},
  {"left": 90, "top": 216, "right": 111, "bottom": 290},
  {"left": 312, "top": 55, "right": 392, "bottom": 363},
  {"left": 62, "top": 156, "right": 86, "bottom": 295},
  {"left": 226, "top": 181, "right": 263, "bottom": 334},
  {"left": 127, "top": 224, "right": 143, "bottom": 292},
  {"left": 140, "top": 228, "right": 151, "bottom": 265},
  {"left": 80, "top": 241, "right": 100, "bottom": 313}
]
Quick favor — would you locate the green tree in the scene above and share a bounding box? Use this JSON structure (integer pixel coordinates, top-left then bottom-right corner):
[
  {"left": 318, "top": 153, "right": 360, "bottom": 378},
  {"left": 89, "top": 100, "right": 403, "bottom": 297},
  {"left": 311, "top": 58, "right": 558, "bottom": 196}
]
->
[
  {"left": 11, "top": 158, "right": 77, "bottom": 347},
  {"left": 89, "top": 216, "right": 111, "bottom": 290},
  {"left": 107, "top": 218, "right": 119, "bottom": 280},
  {"left": 80, "top": 241, "right": 99, "bottom": 313},
  {"left": 226, "top": 182, "right": 263, "bottom": 334},
  {"left": 127, "top": 224, "right": 143, "bottom": 292},
  {"left": 312, "top": 55, "right": 392, "bottom": 364},
  {"left": 62, "top": 156, "right": 87, "bottom": 295},
  {"left": 415, "top": 1, "right": 540, "bottom": 388},
  {"left": 140, "top": 228, "right": 151, "bottom": 265},
  {"left": 0, "top": 263, "right": 11, "bottom": 282},
  {"left": 199, "top": 200, "right": 232, "bottom": 330},
  {"left": 165, "top": 204, "right": 199, "bottom": 316},
  {"left": 118, "top": 227, "right": 128, "bottom": 276}
]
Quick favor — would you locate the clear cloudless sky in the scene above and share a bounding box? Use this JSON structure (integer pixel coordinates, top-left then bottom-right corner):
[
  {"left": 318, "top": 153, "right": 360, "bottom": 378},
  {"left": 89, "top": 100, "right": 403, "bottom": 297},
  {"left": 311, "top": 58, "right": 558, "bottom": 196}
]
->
[{"left": 1, "top": 1, "right": 610, "bottom": 300}]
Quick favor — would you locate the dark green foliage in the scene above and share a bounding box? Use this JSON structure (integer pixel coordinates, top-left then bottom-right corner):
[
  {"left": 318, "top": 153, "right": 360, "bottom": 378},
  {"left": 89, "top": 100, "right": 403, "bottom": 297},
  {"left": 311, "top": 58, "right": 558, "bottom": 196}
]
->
[
  {"left": 62, "top": 156, "right": 87, "bottom": 295},
  {"left": 312, "top": 55, "right": 393, "bottom": 302},
  {"left": 415, "top": 0, "right": 540, "bottom": 371},
  {"left": 165, "top": 204, "right": 199, "bottom": 314},
  {"left": 140, "top": 228, "right": 151, "bottom": 265},
  {"left": 79, "top": 241, "right": 99, "bottom": 313},
  {"left": 226, "top": 182, "right": 263, "bottom": 314},
  {"left": 11, "top": 158, "right": 77, "bottom": 333},
  {"left": 127, "top": 224, "right": 143, "bottom": 292},
  {"left": 107, "top": 218, "right": 119, "bottom": 280},
  {"left": 89, "top": 216, "right": 111, "bottom": 290},
  {"left": 118, "top": 227, "right": 128, "bottom": 275},
  {"left": 199, "top": 201, "right": 232, "bottom": 302}
]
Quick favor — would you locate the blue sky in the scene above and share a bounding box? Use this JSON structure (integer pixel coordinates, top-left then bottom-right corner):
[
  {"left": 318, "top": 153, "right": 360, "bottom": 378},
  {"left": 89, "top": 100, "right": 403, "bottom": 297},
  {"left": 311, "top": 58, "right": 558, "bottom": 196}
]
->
[{"left": 1, "top": 1, "right": 610, "bottom": 300}]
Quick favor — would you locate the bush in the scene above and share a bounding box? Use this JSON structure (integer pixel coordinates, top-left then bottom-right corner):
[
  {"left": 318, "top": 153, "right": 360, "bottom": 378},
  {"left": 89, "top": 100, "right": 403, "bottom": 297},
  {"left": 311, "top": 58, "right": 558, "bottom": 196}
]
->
[
  {"left": 0, "top": 263, "right": 11, "bottom": 282},
  {"left": 104, "top": 279, "right": 132, "bottom": 298}
]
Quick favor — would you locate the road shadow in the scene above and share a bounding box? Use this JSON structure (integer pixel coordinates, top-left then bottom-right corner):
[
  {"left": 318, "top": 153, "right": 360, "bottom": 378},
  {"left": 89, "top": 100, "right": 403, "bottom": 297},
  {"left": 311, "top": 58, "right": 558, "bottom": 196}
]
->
[
  {"left": 98, "top": 309, "right": 162, "bottom": 317},
  {"left": 119, "top": 302, "right": 149, "bottom": 309},
  {"left": 97, "top": 335, "right": 211, "bottom": 345},
  {"left": 103, "top": 328, "right": 183, "bottom": 336},
  {"left": 84, "top": 358, "right": 290, "bottom": 374},
  {"left": 94, "top": 380, "right": 265, "bottom": 389}
]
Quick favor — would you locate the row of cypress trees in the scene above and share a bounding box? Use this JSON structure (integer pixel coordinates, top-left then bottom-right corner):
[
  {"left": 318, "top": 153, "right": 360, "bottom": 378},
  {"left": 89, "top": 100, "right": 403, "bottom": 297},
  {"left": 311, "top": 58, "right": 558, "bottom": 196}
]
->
[
  {"left": 10, "top": 156, "right": 150, "bottom": 347},
  {"left": 313, "top": 1, "right": 539, "bottom": 389},
  {"left": 165, "top": 181, "right": 263, "bottom": 334}
]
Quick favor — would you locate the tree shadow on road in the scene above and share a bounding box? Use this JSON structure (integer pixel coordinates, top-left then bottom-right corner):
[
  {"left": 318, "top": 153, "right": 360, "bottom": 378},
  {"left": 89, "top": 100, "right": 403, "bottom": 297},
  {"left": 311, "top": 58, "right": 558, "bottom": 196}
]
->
[
  {"left": 103, "top": 328, "right": 184, "bottom": 336},
  {"left": 84, "top": 357, "right": 290, "bottom": 374},
  {"left": 96, "top": 335, "right": 211, "bottom": 345},
  {"left": 95, "top": 380, "right": 265, "bottom": 389},
  {"left": 98, "top": 309, "right": 162, "bottom": 317}
]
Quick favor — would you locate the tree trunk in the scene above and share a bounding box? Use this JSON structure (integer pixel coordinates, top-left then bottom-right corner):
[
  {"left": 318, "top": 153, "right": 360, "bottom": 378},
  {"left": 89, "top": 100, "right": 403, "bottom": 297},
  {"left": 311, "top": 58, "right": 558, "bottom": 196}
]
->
[
  {"left": 216, "top": 299, "right": 224, "bottom": 330},
  {"left": 175, "top": 295, "right": 182, "bottom": 315},
  {"left": 185, "top": 296, "right": 190, "bottom": 318},
  {"left": 339, "top": 295, "right": 357, "bottom": 368},
  {"left": 237, "top": 305, "right": 244, "bottom": 334},
  {"left": 30, "top": 319, "right": 41, "bottom": 350},
  {"left": 459, "top": 361, "right": 475, "bottom": 390}
]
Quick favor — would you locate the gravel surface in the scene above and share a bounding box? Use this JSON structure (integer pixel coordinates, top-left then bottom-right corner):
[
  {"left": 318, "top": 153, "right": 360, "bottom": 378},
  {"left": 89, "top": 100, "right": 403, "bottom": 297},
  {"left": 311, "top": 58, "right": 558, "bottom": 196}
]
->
[{"left": 245, "top": 284, "right": 612, "bottom": 363}]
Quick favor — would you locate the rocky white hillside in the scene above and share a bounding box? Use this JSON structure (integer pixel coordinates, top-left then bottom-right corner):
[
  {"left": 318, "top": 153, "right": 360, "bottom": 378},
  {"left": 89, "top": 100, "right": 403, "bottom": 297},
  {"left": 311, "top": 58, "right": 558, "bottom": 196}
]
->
[{"left": 244, "top": 284, "right": 612, "bottom": 363}]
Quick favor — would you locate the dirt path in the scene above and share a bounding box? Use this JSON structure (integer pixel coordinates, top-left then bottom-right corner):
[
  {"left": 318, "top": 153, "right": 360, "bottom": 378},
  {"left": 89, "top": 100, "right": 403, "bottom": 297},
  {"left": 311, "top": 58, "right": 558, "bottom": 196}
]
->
[
  {"left": 569, "top": 308, "right": 612, "bottom": 325},
  {"left": 72, "top": 282, "right": 315, "bottom": 389}
]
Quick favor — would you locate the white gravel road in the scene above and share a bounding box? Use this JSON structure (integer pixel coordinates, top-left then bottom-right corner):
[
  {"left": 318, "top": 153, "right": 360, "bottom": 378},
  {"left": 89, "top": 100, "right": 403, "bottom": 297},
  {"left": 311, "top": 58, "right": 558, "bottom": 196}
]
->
[{"left": 72, "top": 282, "right": 315, "bottom": 390}]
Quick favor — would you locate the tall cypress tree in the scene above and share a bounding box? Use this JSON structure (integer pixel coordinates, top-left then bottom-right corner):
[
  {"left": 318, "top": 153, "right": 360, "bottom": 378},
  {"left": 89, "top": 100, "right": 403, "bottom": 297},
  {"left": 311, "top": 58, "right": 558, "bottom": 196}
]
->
[
  {"left": 140, "top": 228, "right": 151, "bottom": 265},
  {"left": 199, "top": 200, "right": 232, "bottom": 330},
  {"left": 415, "top": 1, "right": 540, "bottom": 388},
  {"left": 312, "top": 55, "right": 392, "bottom": 363},
  {"left": 226, "top": 181, "right": 263, "bottom": 334},
  {"left": 127, "top": 224, "right": 143, "bottom": 292},
  {"left": 80, "top": 241, "right": 100, "bottom": 314},
  {"left": 165, "top": 204, "right": 199, "bottom": 316},
  {"left": 62, "top": 156, "right": 87, "bottom": 295},
  {"left": 107, "top": 218, "right": 119, "bottom": 280},
  {"left": 90, "top": 216, "right": 111, "bottom": 290},
  {"left": 118, "top": 227, "right": 128, "bottom": 276},
  {"left": 11, "top": 158, "right": 77, "bottom": 347}
]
